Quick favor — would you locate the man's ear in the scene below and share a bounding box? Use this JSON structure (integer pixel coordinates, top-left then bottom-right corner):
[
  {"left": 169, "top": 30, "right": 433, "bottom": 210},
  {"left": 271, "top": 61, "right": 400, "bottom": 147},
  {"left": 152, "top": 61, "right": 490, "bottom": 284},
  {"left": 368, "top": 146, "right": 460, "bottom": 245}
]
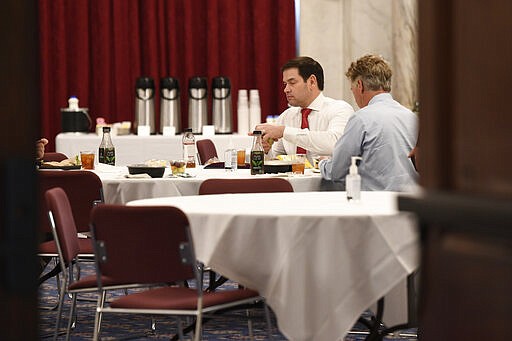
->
[
  {"left": 308, "top": 74, "right": 317, "bottom": 88},
  {"left": 357, "top": 79, "right": 364, "bottom": 92}
]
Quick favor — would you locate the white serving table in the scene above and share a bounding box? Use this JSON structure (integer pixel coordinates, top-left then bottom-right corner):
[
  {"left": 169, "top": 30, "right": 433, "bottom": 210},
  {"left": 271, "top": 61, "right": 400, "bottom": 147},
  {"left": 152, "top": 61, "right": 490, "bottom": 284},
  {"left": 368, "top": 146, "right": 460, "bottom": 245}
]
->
[
  {"left": 128, "top": 191, "right": 419, "bottom": 341},
  {"left": 56, "top": 133, "right": 253, "bottom": 166},
  {"left": 93, "top": 165, "right": 323, "bottom": 204}
]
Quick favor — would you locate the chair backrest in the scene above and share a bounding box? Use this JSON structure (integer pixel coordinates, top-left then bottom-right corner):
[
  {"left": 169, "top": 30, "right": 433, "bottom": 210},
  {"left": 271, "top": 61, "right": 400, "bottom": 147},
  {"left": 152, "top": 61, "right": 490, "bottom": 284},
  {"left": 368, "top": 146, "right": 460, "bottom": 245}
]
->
[
  {"left": 91, "top": 205, "right": 195, "bottom": 284},
  {"left": 43, "top": 152, "right": 68, "bottom": 162},
  {"left": 198, "top": 178, "right": 294, "bottom": 195},
  {"left": 38, "top": 170, "right": 104, "bottom": 234},
  {"left": 45, "top": 187, "right": 80, "bottom": 265},
  {"left": 196, "top": 139, "right": 218, "bottom": 165}
]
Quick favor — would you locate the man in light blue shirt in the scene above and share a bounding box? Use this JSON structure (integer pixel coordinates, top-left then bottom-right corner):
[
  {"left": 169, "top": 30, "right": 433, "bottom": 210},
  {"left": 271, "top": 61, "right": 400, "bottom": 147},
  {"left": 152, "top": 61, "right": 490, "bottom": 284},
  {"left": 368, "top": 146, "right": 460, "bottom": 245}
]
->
[{"left": 320, "top": 54, "right": 418, "bottom": 191}]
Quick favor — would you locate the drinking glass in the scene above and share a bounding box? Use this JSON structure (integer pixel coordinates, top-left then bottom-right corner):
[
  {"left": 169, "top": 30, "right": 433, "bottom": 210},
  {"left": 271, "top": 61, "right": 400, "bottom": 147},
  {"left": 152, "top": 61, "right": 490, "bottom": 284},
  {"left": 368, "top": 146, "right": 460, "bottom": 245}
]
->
[
  {"left": 291, "top": 154, "right": 306, "bottom": 174},
  {"left": 80, "top": 151, "right": 95, "bottom": 170},
  {"left": 237, "top": 149, "right": 246, "bottom": 167},
  {"left": 171, "top": 160, "right": 186, "bottom": 175}
]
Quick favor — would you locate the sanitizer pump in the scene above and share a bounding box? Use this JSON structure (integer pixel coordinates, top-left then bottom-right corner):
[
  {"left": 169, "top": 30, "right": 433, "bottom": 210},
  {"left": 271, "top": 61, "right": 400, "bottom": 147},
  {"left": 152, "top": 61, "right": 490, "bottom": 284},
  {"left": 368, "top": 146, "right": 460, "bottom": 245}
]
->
[{"left": 346, "top": 156, "right": 362, "bottom": 201}]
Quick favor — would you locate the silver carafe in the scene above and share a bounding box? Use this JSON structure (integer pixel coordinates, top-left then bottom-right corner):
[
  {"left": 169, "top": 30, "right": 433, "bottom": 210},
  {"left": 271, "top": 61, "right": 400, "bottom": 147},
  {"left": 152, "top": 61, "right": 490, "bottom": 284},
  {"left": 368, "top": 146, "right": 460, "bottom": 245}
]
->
[
  {"left": 212, "top": 76, "right": 233, "bottom": 134},
  {"left": 188, "top": 77, "right": 208, "bottom": 134},
  {"left": 160, "top": 77, "right": 180, "bottom": 134},
  {"left": 134, "top": 77, "right": 155, "bottom": 134}
]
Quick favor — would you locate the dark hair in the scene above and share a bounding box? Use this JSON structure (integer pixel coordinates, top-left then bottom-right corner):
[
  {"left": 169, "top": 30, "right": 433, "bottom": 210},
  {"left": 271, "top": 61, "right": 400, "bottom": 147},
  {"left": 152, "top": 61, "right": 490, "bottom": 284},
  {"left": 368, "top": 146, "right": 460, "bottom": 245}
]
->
[{"left": 281, "top": 56, "right": 324, "bottom": 90}]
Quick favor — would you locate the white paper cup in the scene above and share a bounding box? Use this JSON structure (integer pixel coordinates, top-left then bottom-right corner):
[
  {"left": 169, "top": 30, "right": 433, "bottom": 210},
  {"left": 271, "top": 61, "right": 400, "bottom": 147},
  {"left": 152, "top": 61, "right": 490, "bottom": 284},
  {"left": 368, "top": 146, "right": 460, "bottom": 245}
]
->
[{"left": 202, "top": 125, "right": 215, "bottom": 136}]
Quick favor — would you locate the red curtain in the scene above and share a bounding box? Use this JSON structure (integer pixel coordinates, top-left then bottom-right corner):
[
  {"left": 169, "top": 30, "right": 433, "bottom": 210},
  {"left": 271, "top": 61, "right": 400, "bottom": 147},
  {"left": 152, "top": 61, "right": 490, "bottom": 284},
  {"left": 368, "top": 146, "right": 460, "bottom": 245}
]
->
[{"left": 38, "top": 0, "right": 296, "bottom": 150}]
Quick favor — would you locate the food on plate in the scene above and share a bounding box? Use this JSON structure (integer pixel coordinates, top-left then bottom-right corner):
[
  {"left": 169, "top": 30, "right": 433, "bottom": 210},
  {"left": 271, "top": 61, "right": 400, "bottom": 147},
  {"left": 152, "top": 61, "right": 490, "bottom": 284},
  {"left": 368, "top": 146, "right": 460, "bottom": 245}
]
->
[
  {"left": 144, "top": 159, "right": 167, "bottom": 167},
  {"left": 41, "top": 158, "right": 79, "bottom": 167},
  {"left": 276, "top": 154, "right": 313, "bottom": 169}
]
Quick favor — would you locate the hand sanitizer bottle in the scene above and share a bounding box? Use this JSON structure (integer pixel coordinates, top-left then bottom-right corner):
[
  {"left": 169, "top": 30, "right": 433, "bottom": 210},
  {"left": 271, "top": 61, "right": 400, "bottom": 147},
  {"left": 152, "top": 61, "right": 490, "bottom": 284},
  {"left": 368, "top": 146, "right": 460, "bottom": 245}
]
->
[{"left": 346, "top": 156, "right": 362, "bottom": 201}]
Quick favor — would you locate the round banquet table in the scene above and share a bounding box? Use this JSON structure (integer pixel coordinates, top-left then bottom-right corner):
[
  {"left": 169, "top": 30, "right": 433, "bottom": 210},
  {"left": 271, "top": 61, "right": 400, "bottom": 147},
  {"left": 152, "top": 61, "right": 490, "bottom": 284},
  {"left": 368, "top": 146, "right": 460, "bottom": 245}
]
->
[
  {"left": 92, "top": 164, "right": 323, "bottom": 204},
  {"left": 127, "top": 191, "right": 419, "bottom": 341}
]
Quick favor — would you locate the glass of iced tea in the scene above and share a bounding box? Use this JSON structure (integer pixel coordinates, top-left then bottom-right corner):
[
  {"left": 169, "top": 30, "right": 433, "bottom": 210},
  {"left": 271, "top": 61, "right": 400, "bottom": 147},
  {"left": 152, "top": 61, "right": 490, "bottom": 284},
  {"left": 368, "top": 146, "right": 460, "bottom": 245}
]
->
[
  {"left": 80, "top": 151, "right": 95, "bottom": 170},
  {"left": 291, "top": 154, "right": 306, "bottom": 174},
  {"left": 237, "top": 149, "right": 246, "bottom": 167}
]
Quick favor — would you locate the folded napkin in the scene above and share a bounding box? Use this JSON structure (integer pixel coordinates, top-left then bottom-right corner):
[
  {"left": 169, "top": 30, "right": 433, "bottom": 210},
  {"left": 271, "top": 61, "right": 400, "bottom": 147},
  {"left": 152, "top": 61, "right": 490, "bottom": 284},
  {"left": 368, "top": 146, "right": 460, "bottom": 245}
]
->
[
  {"left": 94, "top": 163, "right": 125, "bottom": 173},
  {"left": 124, "top": 173, "right": 152, "bottom": 179}
]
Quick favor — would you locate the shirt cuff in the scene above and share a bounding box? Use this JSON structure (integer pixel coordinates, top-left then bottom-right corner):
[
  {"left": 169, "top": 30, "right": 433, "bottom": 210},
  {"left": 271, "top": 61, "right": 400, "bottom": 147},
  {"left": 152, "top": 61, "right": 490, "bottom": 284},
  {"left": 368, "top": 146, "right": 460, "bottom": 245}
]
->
[{"left": 283, "top": 126, "right": 302, "bottom": 142}]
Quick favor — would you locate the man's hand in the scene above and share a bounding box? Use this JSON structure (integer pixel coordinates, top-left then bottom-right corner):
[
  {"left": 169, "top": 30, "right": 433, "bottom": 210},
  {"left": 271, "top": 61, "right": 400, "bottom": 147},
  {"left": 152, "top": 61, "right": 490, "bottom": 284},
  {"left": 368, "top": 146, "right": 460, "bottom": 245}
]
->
[
  {"left": 254, "top": 123, "right": 285, "bottom": 141},
  {"left": 249, "top": 124, "right": 283, "bottom": 154},
  {"left": 261, "top": 139, "right": 272, "bottom": 153},
  {"left": 36, "top": 138, "right": 49, "bottom": 160}
]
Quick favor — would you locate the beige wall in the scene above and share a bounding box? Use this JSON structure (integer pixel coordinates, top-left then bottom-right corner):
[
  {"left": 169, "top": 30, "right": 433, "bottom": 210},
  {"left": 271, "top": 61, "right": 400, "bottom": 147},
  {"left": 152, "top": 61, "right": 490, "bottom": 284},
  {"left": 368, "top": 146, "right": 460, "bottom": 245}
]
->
[{"left": 299, "top": 0, "right": 418, "bottom": 110}]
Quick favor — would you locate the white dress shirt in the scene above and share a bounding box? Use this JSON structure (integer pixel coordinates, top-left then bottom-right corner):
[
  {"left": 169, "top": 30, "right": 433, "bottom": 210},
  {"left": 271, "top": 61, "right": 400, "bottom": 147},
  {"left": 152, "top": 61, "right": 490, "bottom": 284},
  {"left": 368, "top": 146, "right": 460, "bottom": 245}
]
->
[{"left": 268, "top": 93, "right": 354, "bottom": 160}]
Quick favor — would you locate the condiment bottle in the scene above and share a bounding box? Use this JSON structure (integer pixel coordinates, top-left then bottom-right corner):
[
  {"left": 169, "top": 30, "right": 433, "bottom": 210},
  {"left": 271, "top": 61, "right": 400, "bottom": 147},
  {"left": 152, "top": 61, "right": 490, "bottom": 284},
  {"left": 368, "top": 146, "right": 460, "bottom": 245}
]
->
[
  {"left": 250, "top": 130, "right": 264, "bottom": 175},
  {"left": 98, "top": 126, "right": 115, "bottom": 165},
  {"left": 182, "top": 128, "right": 196, "bottom": 168},
  {"left": 346, "top": 156, "right": 362, "bottom": 201}
]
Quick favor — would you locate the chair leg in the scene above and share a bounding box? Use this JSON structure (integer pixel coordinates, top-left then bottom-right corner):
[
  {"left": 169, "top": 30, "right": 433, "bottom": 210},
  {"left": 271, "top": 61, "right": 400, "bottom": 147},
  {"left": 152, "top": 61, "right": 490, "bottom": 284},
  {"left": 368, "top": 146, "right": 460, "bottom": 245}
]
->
[
  {"left": 263, "top": 301, "right": 274, "bottom": 340},
  {"left": 151, "top": 317, "right": 156, "bottom": 333},
  {"left": 176, "top": 317, "right": 185, "bottom": 341},
  {"left": 53, "top": 277, "right": 67, "bottom": 340},
  {"left": 93, "top": 290, "right": 106, "bottom": 341},
  {"left": 194, "top": 315, "right": 202, "bottom": 341},
  {"left": 246, "top": 309, "right": 254, "bottom": 340},
  {"left": 65, "top": 292, "right": 78, "bottom": 341}
]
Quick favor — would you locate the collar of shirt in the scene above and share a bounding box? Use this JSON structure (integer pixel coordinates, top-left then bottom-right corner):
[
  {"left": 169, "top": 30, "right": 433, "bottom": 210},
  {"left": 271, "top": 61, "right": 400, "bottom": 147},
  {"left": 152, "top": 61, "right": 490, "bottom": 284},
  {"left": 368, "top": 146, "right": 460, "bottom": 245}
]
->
[
  {"left": 294, "top": 92, "right": 325, "bottom": 114},
  {"left": 367, "top": 92, "right": 392, "bottom": 106}
]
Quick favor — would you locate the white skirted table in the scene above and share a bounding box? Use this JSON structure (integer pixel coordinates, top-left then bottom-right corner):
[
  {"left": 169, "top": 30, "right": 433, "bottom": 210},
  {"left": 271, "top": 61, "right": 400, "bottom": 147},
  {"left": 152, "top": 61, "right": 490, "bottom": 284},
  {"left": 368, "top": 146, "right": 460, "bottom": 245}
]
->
[
  {"left": 127, "top": 191, "right": 419, "bottom": 341},
  {"left": 92, "top": 165, "right": 323, "bottom": 204},
  {"left": 56, "top": 133, "right": 253, "bottom": 166}
]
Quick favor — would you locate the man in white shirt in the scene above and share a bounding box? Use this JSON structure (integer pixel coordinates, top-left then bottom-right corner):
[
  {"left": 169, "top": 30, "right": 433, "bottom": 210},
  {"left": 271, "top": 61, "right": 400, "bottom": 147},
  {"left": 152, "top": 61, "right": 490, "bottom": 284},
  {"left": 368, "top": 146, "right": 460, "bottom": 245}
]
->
[{"left": 254, "top": 56, "right": 354, "bottom": 160}]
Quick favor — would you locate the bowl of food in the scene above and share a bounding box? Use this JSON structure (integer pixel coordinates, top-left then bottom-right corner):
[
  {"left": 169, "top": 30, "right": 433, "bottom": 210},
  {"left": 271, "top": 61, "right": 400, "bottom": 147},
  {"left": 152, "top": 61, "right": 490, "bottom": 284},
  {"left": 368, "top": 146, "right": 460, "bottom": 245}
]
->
[
  {"left": 263, "top": 160, "right": 293, "bottom": 174},
  {"left": 127, "top": 163, "right": 166, "bottom": 178}
]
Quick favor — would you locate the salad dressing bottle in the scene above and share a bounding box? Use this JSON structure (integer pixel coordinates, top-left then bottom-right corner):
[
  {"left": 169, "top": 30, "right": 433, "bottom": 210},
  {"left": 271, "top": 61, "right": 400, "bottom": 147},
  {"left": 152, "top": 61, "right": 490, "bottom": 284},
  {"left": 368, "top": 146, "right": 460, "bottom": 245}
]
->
[
  {"left": 98, "top": 126, "right": 115, "bottom": 165},
  {"left": 250, "top": 130, "right": 264, "bottom": 175}
]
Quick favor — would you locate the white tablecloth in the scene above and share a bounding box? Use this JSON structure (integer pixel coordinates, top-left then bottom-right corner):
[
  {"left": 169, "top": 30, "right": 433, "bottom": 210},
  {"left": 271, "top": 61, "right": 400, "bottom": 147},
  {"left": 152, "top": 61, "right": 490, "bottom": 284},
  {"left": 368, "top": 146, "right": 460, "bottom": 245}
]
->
[
  {"left": 128, "top": 191, "right": 419, "bottom": 341},
  {"left": 56, "top": 133, "right": 253, "bottom": 166},
  {"left": 93, "top": 165, "right": 323, "bottom": 204}
]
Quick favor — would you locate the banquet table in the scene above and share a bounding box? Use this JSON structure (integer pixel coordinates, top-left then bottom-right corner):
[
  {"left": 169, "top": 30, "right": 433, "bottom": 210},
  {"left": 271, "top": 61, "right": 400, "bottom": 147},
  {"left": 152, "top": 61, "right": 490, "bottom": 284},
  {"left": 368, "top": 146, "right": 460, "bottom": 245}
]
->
[
  {"left": 93, "top": 164, "right": 323, "bottom": 204},
  {"left": 127, "top": 191, "right": 419, "bottom": 341},
  {"left": 56, "top": 133, "right": 253, "bottom": 166}
]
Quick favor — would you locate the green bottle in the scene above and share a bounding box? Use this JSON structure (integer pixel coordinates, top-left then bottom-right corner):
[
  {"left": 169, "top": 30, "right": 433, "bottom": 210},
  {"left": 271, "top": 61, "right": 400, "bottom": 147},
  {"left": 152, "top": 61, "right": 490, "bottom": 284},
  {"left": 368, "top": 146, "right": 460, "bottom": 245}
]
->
[
  {"left": 250, "top": 130, "right": 264, "bottom": 175},
  {"left": 98, "top": 126, "right": 115, "bottom": 166}
]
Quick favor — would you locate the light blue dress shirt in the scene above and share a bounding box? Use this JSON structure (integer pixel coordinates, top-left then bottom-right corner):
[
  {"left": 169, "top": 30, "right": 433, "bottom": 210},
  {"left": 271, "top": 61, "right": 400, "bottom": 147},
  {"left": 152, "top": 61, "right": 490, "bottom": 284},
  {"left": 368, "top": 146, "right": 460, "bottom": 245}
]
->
[{"left": 320, "top": 93, "right": 418, "bottom": 191}]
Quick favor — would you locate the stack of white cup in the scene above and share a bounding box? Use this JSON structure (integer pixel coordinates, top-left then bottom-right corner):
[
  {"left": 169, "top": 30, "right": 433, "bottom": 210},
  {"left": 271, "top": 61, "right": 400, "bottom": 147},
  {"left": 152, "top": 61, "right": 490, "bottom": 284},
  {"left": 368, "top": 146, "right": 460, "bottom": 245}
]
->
[
  {"left": 249, "top": 89, "right": 261, "bottom": 132},
  {"left": 237, "top": 89, "right": 249, "bottom": 135}
]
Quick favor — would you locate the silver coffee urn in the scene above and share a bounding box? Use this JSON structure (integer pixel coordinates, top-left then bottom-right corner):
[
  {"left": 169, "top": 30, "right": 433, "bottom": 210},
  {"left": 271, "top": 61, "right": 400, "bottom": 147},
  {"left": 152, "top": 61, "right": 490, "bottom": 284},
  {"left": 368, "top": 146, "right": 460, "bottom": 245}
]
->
[
  {"left": 160, "top": 77, "right": 180, "bottom": 134},
  {"left": 212, "top": 76, "right": 233, "bottom": 134},
  {"left": 188, "top": 76, "right": 208, "bottom": 134},
  {"left": 134, "top": 77, "right": 155, "bottom": 134}
]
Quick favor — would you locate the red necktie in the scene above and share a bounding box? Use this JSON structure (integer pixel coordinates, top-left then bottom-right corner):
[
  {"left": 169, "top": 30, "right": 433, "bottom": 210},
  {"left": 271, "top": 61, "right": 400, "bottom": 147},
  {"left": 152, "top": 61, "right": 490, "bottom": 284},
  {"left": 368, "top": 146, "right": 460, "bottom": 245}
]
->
[{"left": 297, "top": 108, "right": 311, "bottom": 154}]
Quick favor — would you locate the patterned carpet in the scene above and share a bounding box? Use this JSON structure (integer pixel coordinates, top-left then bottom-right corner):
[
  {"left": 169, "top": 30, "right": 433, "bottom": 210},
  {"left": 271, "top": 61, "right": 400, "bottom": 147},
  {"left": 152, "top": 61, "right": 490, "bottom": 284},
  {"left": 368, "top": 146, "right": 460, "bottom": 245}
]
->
[{"left": 38, "top": 262, "right": 417, "bottom": 340}]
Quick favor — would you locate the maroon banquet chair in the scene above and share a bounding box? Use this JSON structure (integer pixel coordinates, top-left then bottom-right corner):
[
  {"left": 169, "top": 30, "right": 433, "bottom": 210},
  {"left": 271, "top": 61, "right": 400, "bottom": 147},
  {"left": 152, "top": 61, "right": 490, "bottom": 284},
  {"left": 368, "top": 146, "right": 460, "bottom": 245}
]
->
[
  {"left": 196, "top": 139, "right": 218, "bottom": 165},
  {"left": 90, "top": 204, "right": 273, "bottom": 341},
  {"left": 199, "top": 177, "right": 294, "bottom": 195},
  {"left": 38, "top": 170, "right": 104, "bottom": 286},
  {"left": 44, "top": 187, "right": 143, "bottom": 340}
]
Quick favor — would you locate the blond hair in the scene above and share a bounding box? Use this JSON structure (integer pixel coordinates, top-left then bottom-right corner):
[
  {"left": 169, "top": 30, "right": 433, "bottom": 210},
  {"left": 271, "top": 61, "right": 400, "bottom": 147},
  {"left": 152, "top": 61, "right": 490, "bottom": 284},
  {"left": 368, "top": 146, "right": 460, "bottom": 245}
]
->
[{"left": 345, "top": 54, "right": 392, "bottom": 92}]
